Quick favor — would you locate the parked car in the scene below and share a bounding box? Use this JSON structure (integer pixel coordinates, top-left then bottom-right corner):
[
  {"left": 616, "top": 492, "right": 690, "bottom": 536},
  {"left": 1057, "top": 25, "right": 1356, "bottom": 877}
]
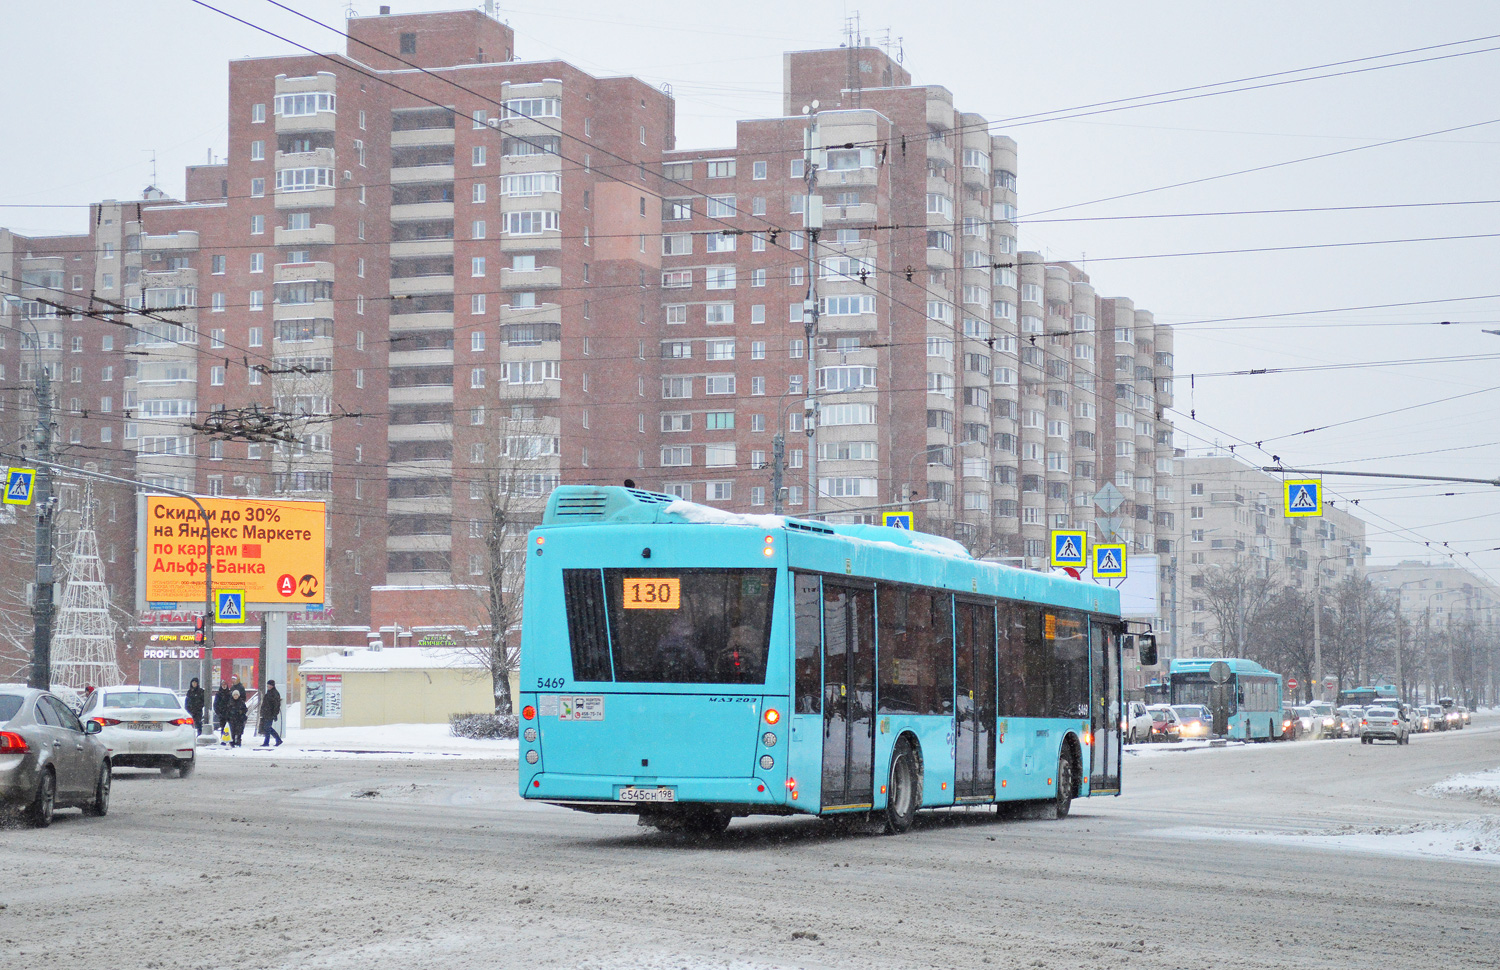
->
[
  {"left": 1122, "top": 701, "right": 1153, "bottom": 744},
  {"left": 0, "top": 686, "right": 112, "bottom": 827},
  {"left": 1170, "top": 704, "right": 1212, "bottom": 739},
  {"left": 1361, "top": 707, "right": 1409, "bottom": 745},
  {"left": 1146, "top": 705, "right": 1182, "bottom": 743},
  {"left": 1278, "top": 708, "right": 1302, "bottom": 740},
  {"left": 79, "top": 686, "right": 197, "bottom": 776}
]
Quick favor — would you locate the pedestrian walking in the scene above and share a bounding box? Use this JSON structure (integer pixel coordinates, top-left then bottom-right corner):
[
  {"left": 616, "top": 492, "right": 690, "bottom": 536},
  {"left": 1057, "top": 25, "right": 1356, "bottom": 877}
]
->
[
  {"left": 258, "top": 680, "right": 283, "bottom": 748},
  {"left": 184, "top": 677, "right": 206, "bottom": 736},
  {"left": 228, "top": 678, "right": 249, "bottom": 748},
  {"left": 213, "top": 682, "right": 231, "bottom": 741}
]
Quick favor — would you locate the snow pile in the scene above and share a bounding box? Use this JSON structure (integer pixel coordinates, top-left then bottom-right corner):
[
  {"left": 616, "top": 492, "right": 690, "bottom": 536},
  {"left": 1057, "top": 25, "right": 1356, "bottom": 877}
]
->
[
  {"left": 1177, "top": 816, "right": 1500, "bottom": 865},
  {"left": 198, "top": 722, "right": 518, "bottom": 760},
  {"left": 663, "top": 500, "right": 789, "bottom": 530},
  {"left": 300, "top": 646, "right": 485, "bottom": 673},
  {"left": 1426, "top": 766, "right": 1500, "bottom": 805}
]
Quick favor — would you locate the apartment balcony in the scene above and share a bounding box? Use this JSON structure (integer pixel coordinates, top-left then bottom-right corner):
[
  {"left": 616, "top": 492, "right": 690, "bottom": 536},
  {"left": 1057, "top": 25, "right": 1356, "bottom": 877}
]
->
[
  {"left": 389, "top": 274, "right": 454, "bottom": 297},
  {"left": 388, "top": 385, "right": 455, "bottom": 406},
  {"left": 139, "top": 268, "right": 198, "bottom": 290},
  {"left": 140, "top": 231, "right": 200, "bottom": 253},
  {"left": 391, "top": 165, "right": 456, "bottom": 185},
  {"left": 274, "top": 187, "right": 335, "bottom": 210},
  {"left": 389, "top": 348, "right": 453, "bottom": 368},
  {"left": 499, "top": 301, "right": 561, "bottom": 324},
  {"left": 389, "top": 239, "right": 454, "bottom": 259},
  {"left": 275, "top": 146, "right": 335, "bottom": 172},
  {"left": 500, "top": 232, "right": 561, "bottom": 253},
  {"left": 391, "top": 127, "right": 455, "bottom": 148},
  {"left": 822, "top": 201, "right": 878, "bottom": 224},
  {"left": 387, "top": 424, "right": 453, "bottom": 443},
  {"left": 388, "top": 310, "right": 454, "bottom": 330},
  {"left": 273, "top": 74, "right": 338, "bottom": 134},
  {"left": 500, "top": 265, "right": 561, "bottom": 289},
  {"left": 391, "top": 202, "right": 455, "bottom": 222},
  {"left": 387, "top": 497, "right": 454, "bottom": 518},
  {"left": 274, "top": 223, "right": 335, "bottom": 247},
  {"left": 821, "top": 166, "right": 879, "bottom": 190},
  {"left": 274, "top": 261, "right": 333, "bottom": 284},
  {"left": 385, "top": 534, "right": 453, "bottom": 553}
]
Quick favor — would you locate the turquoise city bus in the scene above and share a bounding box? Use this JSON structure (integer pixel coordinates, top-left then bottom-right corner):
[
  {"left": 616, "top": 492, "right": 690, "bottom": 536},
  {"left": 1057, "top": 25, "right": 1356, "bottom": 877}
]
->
[
  {"left": 517, "top": 486, "right": 1135, "bottom": 835},
  {"left": 1168, "top": 658, "right": 1283, "bottom": 740}
]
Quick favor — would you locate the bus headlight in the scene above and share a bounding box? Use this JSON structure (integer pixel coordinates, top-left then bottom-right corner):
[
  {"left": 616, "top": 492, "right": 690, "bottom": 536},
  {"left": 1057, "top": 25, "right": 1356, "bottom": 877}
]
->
[
  {"left": 525, "top": 750, "right": 539, "bottom": 765},
  {"left": 759, "top": 755, "right": 774, "bottom": 770},
  {"left": 524, "top": 727, "right": 537, "bottom": 743},
  {"left": 762, "top": 732, "right": 777, "bottom": 748}
]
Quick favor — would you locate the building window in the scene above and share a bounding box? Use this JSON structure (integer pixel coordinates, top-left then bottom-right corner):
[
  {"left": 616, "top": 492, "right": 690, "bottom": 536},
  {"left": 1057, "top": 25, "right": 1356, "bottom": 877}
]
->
[
  {"left": 399, "top": 31, "right": 417, "bottom": 53},
  {"left": 250, "top": 140, "right": 264, "bottom": 161},
  {"left": 250, "top": 215, "right": 264, "bottom": 234}
]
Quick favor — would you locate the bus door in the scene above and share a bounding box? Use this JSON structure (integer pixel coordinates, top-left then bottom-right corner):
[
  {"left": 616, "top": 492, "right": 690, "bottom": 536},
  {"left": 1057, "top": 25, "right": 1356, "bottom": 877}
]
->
[
  {"left": 1089, "top": 621, "right": 1122, "bottom": 794},
  {"left": 821, "top": 582, "right": 875, "bottom": 809},
  {"left": 954, "top": 600, "right": 996, "bottom": 799}
]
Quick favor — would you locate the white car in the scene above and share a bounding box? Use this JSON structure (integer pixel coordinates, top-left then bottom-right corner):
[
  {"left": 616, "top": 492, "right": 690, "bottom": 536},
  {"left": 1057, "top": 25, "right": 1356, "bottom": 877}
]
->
[
  {"left": 1122, "top": 700, "right": 1153, "bottom": 744},
  {"left": 80, "top": 687, "right": 197, "bottom": 777}
]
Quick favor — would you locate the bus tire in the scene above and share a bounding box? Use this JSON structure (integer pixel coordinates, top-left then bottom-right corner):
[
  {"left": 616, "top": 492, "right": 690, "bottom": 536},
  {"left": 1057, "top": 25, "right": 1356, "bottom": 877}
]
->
[
  {"left": 1053, "top": 743, "right": 1076, "bottom": 820},
  {"left": 883, "top": 738, "right": 921, "bottom": 835}
]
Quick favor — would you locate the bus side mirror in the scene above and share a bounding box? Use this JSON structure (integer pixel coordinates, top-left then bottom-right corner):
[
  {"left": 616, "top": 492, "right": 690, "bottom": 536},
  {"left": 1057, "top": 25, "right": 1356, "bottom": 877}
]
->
[{"left": 1138, "top": 634, "right": 1158, "bottom": 667}]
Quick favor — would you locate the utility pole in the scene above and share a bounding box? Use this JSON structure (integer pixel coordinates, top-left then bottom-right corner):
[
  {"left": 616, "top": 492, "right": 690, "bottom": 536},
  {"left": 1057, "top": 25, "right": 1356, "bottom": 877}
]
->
[
  {"left": 27, "top": 356, "right": 56, "bottom": 690},
  {"left": 802, "top": 102, "right": 822, "bottom": 516},
  {"left": 1312, "top": 566, "right": 1323, "bottom": 703},
  {"left": 771, "top": 431, "right": 786, "bottom": 514}
]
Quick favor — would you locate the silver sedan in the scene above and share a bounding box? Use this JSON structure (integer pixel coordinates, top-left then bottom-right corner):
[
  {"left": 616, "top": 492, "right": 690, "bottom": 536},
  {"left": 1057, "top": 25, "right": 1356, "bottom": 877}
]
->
[{"left": 0, "top": 687, "right": 112, "bottom": 827}]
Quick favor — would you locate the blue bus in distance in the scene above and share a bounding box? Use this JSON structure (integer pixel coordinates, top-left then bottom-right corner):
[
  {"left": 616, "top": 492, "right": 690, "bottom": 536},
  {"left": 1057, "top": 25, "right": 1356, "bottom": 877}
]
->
[
  {"left": 1168, "top": 658, "right": 1283, "bottom": 741},
  {"left": 517, "top": 486, "right": 1132, "bottom": 835}
]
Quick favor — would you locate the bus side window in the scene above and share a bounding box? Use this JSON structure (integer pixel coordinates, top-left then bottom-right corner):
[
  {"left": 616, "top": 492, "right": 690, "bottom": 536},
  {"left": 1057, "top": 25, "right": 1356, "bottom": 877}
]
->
[{"left": 793, "top": 573, "right": 822, "bottom": 714}]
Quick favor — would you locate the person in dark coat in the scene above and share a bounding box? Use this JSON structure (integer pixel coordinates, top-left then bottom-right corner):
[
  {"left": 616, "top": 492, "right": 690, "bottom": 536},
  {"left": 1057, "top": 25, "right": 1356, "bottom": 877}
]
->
[
  {"left": 257, "top": 679, "right": 283, "bottom": 748},
  {"left": 212, "top": 683, "right": 231, "bottom": 739},
  {"left": 227, "top": 678, "right": 249, "bottom": 748},
  {"left": 184, "top": 678, "right": 206, "bottom": 736}
]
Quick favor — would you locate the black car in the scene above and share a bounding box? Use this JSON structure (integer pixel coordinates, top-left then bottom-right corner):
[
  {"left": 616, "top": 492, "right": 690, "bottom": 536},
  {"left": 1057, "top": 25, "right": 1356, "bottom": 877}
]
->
[{"left": 1278, "top": 708, "right": 1301, "bottom": 741}]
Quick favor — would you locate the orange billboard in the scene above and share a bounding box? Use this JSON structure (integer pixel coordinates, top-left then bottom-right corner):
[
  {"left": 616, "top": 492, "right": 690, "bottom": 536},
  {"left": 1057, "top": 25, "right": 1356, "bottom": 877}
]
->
[{"left": 141, "top": 496, "right": 326, "bottom": 606}]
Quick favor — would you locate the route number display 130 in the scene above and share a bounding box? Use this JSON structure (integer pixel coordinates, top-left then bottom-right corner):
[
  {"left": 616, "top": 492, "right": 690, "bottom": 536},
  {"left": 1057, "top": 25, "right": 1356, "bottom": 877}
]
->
[{"left": 623, "top": 577, "right": 680, "bottom": 609}]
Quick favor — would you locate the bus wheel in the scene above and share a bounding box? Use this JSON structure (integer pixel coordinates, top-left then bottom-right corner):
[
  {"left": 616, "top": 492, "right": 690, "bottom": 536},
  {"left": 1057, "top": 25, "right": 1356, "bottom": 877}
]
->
[
  {"left": 883, "top": 738, "right": 920, "bottom": 835},
  {"left": 1053, "top": 746, "right": 1075, "bottom": 820},
  {"left": 680, "top": 808, "right": 732, "bottom": 837}
]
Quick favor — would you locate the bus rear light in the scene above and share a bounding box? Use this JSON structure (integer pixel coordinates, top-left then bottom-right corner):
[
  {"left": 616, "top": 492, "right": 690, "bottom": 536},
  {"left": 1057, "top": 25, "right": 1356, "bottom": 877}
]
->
[
  {"left": 1000, "top": 779, "right": 1007, "bottom": 788},
  {"left": 940, "top": 782, "right": 947, "bottom": 790},
  {"left": 880, "top": 785, "right": 886, "bottom": 794},
  {"left": 533, "top": 780, "right": 540, "bottom": 788},
  {"left": 522, "top": 705, "right": 536, "bottom": 721},
  {"left": 764, "top": 708, "right": 780, "bottom": 725},
  {"left": 785, "top": 777, "right": 797, "bottom": 790},
  {"left": 1047, "top": 777, "right": 1053, "bottom": 786},
  {"left": 757, "top": 784, "right": 765, "bottom": 792},
  {"left": 523, "top": 728, "right": 537, "bottom": 743},
  {"left": 762, "top": 732, "right": 777, "bottom": 747},
  {"left": 759, "top": 755, "right": 774, "bottom": 770},
  {"left": 525, "top": 750, "right": 539, "bottom": 765},
  {"left": 763, "top": 547, "right": 775, "bottom": 557}
]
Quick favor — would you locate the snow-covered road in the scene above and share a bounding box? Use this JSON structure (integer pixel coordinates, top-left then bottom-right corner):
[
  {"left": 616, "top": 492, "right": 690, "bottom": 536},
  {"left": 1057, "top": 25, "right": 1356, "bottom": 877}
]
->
[{"left": 2, "top": 715, "right": 1496, "bottom": 970}]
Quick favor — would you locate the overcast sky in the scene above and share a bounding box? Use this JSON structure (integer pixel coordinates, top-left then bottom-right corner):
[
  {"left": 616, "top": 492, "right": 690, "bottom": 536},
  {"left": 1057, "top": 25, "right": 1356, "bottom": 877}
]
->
[{"left": 6, "top": 0, "right": 1500, "bottom": 585}]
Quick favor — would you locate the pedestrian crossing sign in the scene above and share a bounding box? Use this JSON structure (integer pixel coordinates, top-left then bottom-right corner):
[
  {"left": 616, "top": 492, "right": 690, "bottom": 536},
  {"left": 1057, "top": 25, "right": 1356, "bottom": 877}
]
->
[
  {"left": 1284, "top": 479, "right": 1322, "bottom": 518},
  {"left": 3, "top": 467, "right": 36, "bottom": 506},
  {"left": 215, "top": 589, "right": 245, "bottom": 624},
  {"left": 882, "top": 511, "right": 914, "bottom": 530},
  {"left": 1050, "top": 530, "right": 1087, "bottom": 568},
  {"left": 1092, "top": 543, "right": 1127, "bottom": 579}
]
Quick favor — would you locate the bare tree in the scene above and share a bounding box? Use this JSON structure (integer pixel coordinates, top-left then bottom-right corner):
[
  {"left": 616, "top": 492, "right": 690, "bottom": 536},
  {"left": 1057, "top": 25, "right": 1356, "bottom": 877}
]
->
[{"left": 1197, "top": 559, "right": 1283, "bottom": 659}]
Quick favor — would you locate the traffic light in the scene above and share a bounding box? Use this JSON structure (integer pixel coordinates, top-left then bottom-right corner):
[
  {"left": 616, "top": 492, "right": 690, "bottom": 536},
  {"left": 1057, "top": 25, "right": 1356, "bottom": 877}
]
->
[{"left": 193, "top": 613, "right": 206, "bottom": 644}]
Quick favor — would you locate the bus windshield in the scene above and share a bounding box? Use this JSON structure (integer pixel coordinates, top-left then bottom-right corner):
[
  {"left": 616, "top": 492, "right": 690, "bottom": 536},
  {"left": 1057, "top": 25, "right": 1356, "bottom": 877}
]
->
[{"left": 564, "top": 567, "right": 776, "bottom": 685}]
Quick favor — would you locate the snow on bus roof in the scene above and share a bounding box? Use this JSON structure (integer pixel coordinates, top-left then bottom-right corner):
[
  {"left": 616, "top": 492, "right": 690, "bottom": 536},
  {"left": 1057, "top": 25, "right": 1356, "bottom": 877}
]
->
[
  {"left": 662, "top": 500, "right": 972, "bottom": 559},
  {"left": 662, "top": 500, "right": 789, "bottom": 531}
]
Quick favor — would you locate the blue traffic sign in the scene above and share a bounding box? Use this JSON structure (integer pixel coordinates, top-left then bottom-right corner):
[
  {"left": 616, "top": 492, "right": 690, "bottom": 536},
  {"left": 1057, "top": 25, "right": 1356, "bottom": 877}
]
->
[
  {"left": 882, "top": 511, "right": 914, "bottom": 530},
  {"left": 1050, "top": 530, "right": 1087, "bottom": 568},
  {"left": 1092, "top": 543, "right": 1127, "bottom": 579},
  {"left": 215, "top": 589, "right": 245, "bottom": 624},
  {"left": 3, "top": 467, "right": 36, "bottom": 506},
  {"left": 1284, "top": 479, "right": 1323, "bottom": 518}
]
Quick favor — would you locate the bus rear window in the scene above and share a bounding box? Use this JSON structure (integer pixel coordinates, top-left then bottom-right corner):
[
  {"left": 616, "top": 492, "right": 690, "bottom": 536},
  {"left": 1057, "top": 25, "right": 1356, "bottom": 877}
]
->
[{"left": 602, "top": 569, "right": 775, "bottom": 684}]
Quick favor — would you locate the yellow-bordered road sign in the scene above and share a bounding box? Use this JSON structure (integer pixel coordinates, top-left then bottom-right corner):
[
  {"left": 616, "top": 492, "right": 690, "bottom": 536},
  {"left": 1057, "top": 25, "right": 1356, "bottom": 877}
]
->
[
  {"left": 1284, "top": 479, "right": 1322, "bottom": 517},
  {"left": 215, "top": 590, "right": 245, "bottom": 624},
  {"left": 3, "top": 468, "right": 36, "bottom": 505},
  {"left": 1092, "top": 543, "right": 1127, "bottom": 579},
  {"left": 882, "top": 511, "right": 913, "bottom": 530},
  {"left": 1050, "top": 530, "right": 1087, "bottom": 568}
]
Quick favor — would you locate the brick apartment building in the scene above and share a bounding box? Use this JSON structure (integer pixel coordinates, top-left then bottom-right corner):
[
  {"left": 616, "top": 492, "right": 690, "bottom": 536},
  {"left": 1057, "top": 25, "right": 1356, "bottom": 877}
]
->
[{"left": 0, "top": 8, "right": 1175, "bottom": 685}]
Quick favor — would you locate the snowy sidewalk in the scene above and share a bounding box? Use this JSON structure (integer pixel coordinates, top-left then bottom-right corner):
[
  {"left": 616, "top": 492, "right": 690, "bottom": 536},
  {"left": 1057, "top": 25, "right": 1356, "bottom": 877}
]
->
[{"left": 198, "top": 722, "right": 518, "bottom": 760}]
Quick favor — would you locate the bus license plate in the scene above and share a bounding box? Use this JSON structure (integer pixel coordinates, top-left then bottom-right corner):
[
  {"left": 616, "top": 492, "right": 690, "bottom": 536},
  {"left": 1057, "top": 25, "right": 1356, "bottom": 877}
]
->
[{"left": 618, "top": 787, "right": 676, "bottom": 803}]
